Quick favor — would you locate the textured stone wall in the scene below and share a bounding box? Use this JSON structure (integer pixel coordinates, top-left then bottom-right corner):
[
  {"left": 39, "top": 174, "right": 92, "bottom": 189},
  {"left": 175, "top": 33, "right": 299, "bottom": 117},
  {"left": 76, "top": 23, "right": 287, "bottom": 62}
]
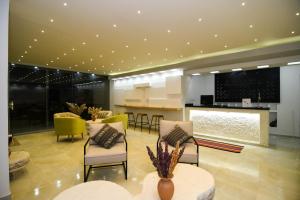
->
[{"left": 190, "top": 110, "right": 260, "bottom": 143}]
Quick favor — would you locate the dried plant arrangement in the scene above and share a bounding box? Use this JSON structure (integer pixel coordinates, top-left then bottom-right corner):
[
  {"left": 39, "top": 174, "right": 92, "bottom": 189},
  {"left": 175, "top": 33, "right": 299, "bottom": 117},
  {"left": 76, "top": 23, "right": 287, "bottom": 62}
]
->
[
  {"left": 66, "top": 102, "right": 87, "bottom": 116},
  {"left": 146, "top": 141, "right": 185, "bottom": 178},
  {"left": 88, "top": 106, "right": 102, "bottom": 121}
]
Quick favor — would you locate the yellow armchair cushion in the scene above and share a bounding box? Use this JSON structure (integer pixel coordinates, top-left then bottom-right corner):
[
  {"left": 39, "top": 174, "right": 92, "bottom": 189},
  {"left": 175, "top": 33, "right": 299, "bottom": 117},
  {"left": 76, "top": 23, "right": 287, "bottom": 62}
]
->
[{"left": 54, "top": 113, "right": 86, "bottom": 136}]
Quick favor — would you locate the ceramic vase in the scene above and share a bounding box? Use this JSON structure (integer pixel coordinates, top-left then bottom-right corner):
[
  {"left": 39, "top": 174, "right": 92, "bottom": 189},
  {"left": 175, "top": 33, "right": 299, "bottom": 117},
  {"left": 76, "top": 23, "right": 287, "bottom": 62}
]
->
[{"left": 157, "top": 178, "right": 174, "bottom": 200}]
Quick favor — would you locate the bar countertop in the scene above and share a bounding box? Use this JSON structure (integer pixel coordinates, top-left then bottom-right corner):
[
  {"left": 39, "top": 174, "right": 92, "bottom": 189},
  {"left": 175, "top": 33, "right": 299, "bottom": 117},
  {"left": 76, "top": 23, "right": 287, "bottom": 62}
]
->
[{"left": 185, "top": 104, "right": 270, "bottom": 110}]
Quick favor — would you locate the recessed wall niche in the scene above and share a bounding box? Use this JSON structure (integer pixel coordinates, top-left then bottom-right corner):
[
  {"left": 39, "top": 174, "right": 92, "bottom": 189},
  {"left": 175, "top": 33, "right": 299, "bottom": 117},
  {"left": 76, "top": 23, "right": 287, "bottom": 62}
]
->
[{"left": 8, "top": 64, "right": 109, "bottom": 134}]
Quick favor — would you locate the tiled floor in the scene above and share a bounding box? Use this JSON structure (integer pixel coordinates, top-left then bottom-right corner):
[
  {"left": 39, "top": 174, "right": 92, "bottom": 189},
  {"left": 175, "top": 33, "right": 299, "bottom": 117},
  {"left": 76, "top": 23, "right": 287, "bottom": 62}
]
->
[{"left": 10, "top": 128, "right": 300, "bottom": 200}]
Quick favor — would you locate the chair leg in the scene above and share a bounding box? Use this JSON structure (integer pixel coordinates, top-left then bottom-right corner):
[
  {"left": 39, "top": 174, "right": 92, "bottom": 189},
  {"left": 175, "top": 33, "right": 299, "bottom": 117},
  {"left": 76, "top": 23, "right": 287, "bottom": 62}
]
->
[
  {"left": 84, "top": 166, "right": 91, "bottom": 182},
  {"left": 71, "top": 135, "right": 74, "bottom": 142},
  {"left": 81, "top": 133, "right": 83, "bottom": 139},
  {"left": 134, "top": 115, "right": 138, "bottom": 130},
  {"left": 57, "top": 135, "right": 59, "bottom": 142},
  {"left": 123, "top": 161, "right": 128, "bottom": 180},
  {"left": 149, "top": 116, "right": 154, "bottom": 134}
]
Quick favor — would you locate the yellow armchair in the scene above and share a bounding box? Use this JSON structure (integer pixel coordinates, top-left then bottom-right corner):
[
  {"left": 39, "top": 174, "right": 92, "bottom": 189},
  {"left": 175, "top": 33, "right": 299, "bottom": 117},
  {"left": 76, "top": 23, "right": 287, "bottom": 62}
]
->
[
  {"left": 101, "top": 114, "right": 128, "bottom": 133},
  {"left": 54, "top": 112, "right": 86, "bottom": 142}
]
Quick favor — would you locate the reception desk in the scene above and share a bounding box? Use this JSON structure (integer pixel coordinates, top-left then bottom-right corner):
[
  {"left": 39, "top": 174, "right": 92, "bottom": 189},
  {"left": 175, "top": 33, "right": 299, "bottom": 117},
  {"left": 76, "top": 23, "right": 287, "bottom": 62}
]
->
[{"left": 185, "top": 106, "right": 269, "bottom": 146}]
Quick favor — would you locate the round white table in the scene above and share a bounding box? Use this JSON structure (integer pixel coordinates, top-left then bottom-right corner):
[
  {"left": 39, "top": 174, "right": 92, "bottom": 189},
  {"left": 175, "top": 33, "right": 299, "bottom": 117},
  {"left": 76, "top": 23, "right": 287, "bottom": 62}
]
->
[
  {"left": 135, "top": 164, "right": 215, "bottom": 200},
  {"left": 54, "top": 181, "right": 133, "bottom": 200}
]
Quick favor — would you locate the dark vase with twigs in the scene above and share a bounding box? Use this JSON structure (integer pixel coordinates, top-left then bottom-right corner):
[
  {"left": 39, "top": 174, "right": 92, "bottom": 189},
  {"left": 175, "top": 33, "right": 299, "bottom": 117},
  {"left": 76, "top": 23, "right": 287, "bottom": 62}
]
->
[{"left": 146, "top": 141, "right": 185, "bottom": 200}]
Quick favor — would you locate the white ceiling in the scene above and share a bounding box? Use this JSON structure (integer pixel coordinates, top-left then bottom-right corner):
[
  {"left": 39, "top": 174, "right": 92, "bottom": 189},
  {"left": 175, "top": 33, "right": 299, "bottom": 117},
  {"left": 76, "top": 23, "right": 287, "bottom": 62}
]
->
[{"left": 9, "top": 0, "right": 300, "bottom": 75}]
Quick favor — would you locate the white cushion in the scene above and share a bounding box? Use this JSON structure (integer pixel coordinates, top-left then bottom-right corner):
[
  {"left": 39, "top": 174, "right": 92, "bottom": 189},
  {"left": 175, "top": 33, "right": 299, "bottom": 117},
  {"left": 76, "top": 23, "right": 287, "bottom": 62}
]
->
[
  {"left": 84, "top": 143, "right": 126, "bottom": 165},
  {"left": 161, "top": 142, "right": 198, "bottom": 164},
  {"left": 160, "top": 120, "right": 193, "bottom": 137},
  {"left": 88, "top": 122, "right": 125, "bottom": 144}
]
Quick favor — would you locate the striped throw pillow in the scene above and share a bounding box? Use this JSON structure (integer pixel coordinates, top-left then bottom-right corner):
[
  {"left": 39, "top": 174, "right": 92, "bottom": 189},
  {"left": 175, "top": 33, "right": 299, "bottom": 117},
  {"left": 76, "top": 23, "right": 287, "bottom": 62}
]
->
[
  {"left": 91, "top": 124, "right": 123, "bottom": 149},
  {"left": 163, "top": 125, "right": 193, "bottom": 147}
]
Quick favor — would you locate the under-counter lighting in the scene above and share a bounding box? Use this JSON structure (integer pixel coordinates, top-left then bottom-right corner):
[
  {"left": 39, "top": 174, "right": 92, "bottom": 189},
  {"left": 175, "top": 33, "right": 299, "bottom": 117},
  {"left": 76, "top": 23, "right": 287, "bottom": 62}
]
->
[
  {"left": 210, "top": 71, "right": 220, "bottom": 74},
  {"left": 257, "top": 65, "right": 269, "bottom": 69},
  {"left": 232, "top": 68, "right": 242, "bottom": 71},
  {"left": 192, "top": 73, "right": 201, "bottom": 76},
  {"left": 287, "top": 61, "right": 300, "bottom": 65}
]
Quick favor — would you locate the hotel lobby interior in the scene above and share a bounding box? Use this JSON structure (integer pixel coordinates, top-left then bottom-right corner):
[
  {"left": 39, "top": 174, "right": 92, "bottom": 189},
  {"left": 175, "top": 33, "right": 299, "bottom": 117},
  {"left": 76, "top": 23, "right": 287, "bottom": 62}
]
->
[{"left": 1, "top": 0, "right": 300, "bottom": 200}]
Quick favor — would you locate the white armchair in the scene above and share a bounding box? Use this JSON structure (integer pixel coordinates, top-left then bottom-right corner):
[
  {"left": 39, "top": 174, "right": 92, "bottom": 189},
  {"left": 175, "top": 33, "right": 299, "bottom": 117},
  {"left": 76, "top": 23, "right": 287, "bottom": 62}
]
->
[
  {"left": 84, "top": 121, "right": 128, "bottom": 182},
  {"left": 157, "top": 120, "right": 199, "bottom": 166}
]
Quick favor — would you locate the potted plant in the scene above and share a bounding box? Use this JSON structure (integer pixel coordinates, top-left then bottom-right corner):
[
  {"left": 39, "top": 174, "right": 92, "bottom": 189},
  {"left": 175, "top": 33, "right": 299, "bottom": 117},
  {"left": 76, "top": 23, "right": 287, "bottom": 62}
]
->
[
  {"left": 88, "top": 107, "right": 102, "bottom": 121},
  {"left": 146, "top": 142, "right": 185, "bottom": 200}
]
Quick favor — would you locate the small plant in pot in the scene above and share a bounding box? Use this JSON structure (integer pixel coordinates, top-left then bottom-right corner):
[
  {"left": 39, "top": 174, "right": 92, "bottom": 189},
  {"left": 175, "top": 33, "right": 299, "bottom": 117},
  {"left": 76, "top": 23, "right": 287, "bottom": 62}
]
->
[
  {"left": 88, "top": 107, "right": 102, "bottom": 121},
  {"left": 146, "top": 141, "right": 185, "bottom": 200}
]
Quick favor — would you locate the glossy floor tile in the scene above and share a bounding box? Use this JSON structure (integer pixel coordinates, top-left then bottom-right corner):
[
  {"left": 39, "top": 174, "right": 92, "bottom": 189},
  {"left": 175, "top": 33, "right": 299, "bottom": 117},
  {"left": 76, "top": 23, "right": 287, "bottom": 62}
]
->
[{"left": 9, "top": 128, "right": 300, "bottom": 200}]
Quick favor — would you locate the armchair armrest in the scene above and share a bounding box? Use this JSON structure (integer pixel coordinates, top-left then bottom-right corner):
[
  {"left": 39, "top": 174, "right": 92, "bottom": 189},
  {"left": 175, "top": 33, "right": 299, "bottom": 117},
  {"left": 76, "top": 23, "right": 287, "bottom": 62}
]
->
[{"left": 124, "top": 135, "right": 128, "bottom": 152}]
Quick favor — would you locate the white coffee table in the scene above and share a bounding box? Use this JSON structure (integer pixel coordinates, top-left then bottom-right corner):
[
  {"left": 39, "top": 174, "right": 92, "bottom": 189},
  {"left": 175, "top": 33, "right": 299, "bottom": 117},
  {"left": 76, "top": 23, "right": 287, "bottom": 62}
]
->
[
  {"left": 54, "top": 181, "right": 133, "bottom": 200},
  {"left": 135, "top": 164, "right": 215, "bottom": 200}
]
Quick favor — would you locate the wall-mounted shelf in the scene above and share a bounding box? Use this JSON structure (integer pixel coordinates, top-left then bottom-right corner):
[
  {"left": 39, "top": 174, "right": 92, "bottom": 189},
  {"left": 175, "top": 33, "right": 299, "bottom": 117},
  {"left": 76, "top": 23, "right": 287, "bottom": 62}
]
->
[
  {"left": 125, "top": 98, "right": 141, "bottom": 101},
  {"left": 134, "top": 83, "right": 151, "bottom": 88}
]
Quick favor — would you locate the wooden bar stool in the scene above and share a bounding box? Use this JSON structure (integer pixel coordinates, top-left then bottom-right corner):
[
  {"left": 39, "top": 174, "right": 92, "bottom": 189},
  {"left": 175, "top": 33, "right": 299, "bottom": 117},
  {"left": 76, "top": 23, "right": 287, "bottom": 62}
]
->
[
  {"left": 149, "top": 114, "right": 164, "bottom": 133},
  {"left": 124, "top": 112, "right": 135, "bottom": 127},
  {"left": 134, "top": 113, "right": 150, "bottom": 132}
]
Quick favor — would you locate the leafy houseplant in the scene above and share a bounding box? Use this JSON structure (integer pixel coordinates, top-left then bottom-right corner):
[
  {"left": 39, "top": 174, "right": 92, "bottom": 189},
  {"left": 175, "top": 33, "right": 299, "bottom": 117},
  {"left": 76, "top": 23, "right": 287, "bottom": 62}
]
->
[
  {"left": 88, "top": 107, "right": 102, "bottom": 121},
  {"left": 146, "top": 142, "right": 185, "bottom": 200},
  {"left": 66, "top": 102, "right": 87, "bottom": 116}
]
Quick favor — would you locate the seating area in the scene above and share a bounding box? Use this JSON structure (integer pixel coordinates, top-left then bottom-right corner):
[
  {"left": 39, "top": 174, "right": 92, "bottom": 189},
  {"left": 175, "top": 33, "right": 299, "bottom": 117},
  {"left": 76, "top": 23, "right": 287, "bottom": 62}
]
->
[{"left": 1, "top": 1, "right": 300, "bottom": 200}]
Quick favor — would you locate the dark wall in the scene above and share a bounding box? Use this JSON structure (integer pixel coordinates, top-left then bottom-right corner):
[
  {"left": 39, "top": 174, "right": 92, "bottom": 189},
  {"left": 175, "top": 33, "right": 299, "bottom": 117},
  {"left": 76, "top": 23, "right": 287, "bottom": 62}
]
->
[{"left": 9, "top": 64, "right": 110, "bottom": 134}]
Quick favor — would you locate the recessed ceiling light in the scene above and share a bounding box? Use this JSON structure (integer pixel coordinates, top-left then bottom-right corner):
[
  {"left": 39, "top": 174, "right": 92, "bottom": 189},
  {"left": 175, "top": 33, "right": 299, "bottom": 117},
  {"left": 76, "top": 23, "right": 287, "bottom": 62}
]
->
[
  {"left": 133, "top": 56, "right": 136, "bottom": 60},
  {"left": 192, "top": 73, "right": 201, "bottom": 76},
  {"left": 111, "top": 63, "right": 114, "bottom": 66},
  {"left": 21, "top": 55, "right": 23, "bottom": 58},
  {"left": 18, "top": 59, "right": 21, "bottom": 62},
  {"left": 99, "top": 54, "right": 103, "bottom": 58},
  {"left": 63, "top": 2, "right": 67, "bottom": 6},
  {"left": 69, "top": 67, "right": 72, "bottom": 69},
  {"left": 34, "top": 66, "right": 38, "bottom": 69},
  {"left": 50, "top": 60, "right": 54, "bottom": 63},
  {"left": 82, "top": 42, "right": 86, "bottom": 45},
  {"left": 224, "top": 44, "right": 228, "bottom": 48},
  {"left": 232, "top": 68, "right": 242, "bottom": 71},
  {"left": 24, "top": 51, "right": 27, "bottom": 54},
  {"left": 50, "top": 19, "right": 54, "bottom": 23},
  {"left": 82, "top": 61, "right": 85, "bottom": 64},
  {"left": 291, "top": 31, "right": 295, "bottom": 34},
  {"left": 200, "top": 50, "right": 204, "bottom": 54},
  {"left": 94, "top": 67, "right": 97, "bottom": 70},
  {"left": 63, "top": 53, "right": 67, "bottom": 56},
  {"left": 46, "top": 63, "right": 48, "bottom": 66},
  {"left": 210, "top": 71, "right": 220, "bottom": 74},
  {"left": 167, "top": 29, "right": 171, "bottom": 33},
  {"left": 74, "top": 64, "right": 78, "bottom": 67},
  {"left": 296, "top": 12, "right": 299, "bottom": 16},
  {"left": 111, "top": 50, "right": 115, "bottom": 53},
  {"left": 72, "top": 48, "right": 75, "bottom": 51},
  {"left": 121, "top": 60, "right": 124, "bottom": 63},
  {"left": 147, "top": 52, "right": 151, "bottom": 56},
  {"left": 186, "top": 42, "right": 190, "bottom": 45},
  {"left": 287, "top": 61, "right": 300, "bottom": 65},
  {"left": 113, "top": 24, "right": 117, "bottom": 28},
  {"left": 214, "top": 34, "right": 218, "bottom": 38},
  {"left": 249, "top": 24, "right": 253, "bottom": 28},
  {"left": 241, "top": 2, "right": 246, "bottom": 6},
  {"left": 254, "top": 38, "right": 258, "bottom": 42},
  {"left": 11, "top": 63, "right": 15, "bottom": 66},
  {"left": 96, "top": 34, "right": 99, "bottom": 38},
  {"left": 137, "top": 10, "right": 141, "bottom": 14},
  {"left": 41, "top": 30, "right": 45, "bottom": 33},
  {"left": 257, "top": 65, "right": 269, "bottom": 69},
  {"left": 88, "top": 69, "right": 90, "bottom": 72},
  {"left": 198, "top": 18, "right": 202, "bottom": 22},
  {"left": 102, "top": 65, "right": 105, "bottom": 68},
  {"left": 165, "top": 48, "right": 168, "bottom": 51},
  {"left": 33, "top": 38, "right": 38, "bottom": 42},
  {"left": 125, "top": 45, "right": 129, "bottom": 48},
  {"left": 90, "top": 58, "right": 93, "bottom": 62},
  {"left": 29, "top": 45, "right": 32, "bottom": 48},
  {"left": 180, "top": 55, "right": 183, "bottom": 58},
  {"left": 144, "top": 38, "right": 148, "bottom": 41}
]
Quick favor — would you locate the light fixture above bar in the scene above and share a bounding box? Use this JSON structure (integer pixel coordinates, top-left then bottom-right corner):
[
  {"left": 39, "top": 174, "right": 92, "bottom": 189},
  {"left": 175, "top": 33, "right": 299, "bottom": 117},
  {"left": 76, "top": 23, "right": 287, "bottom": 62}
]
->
[
  {"left": 232, "top": 68, "right": 242, "bottom": 71},
  {"left": 192, "top": 73, "right": 201, "bottom": 76},
  {"left": 287, "top": 61, "right": 300, "bottom": 65},
  {"left": 210, "top": 71, "right": 220, "bottom": 74},
  {"left": 257, "top": 65, "right": 269, "bottom": 69}
]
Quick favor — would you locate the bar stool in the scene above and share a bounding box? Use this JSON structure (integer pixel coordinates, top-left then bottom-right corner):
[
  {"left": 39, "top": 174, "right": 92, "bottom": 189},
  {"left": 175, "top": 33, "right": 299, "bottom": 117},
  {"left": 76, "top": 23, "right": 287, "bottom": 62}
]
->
[
  {"left": 149, "top": 114, "right": 164, "bottom": 133},
  {"left": 134, "top": 113, "right": 150, "bottom": 132},
  {"left": 124, "top": 112, "right": 135, "bottom": 127}
]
